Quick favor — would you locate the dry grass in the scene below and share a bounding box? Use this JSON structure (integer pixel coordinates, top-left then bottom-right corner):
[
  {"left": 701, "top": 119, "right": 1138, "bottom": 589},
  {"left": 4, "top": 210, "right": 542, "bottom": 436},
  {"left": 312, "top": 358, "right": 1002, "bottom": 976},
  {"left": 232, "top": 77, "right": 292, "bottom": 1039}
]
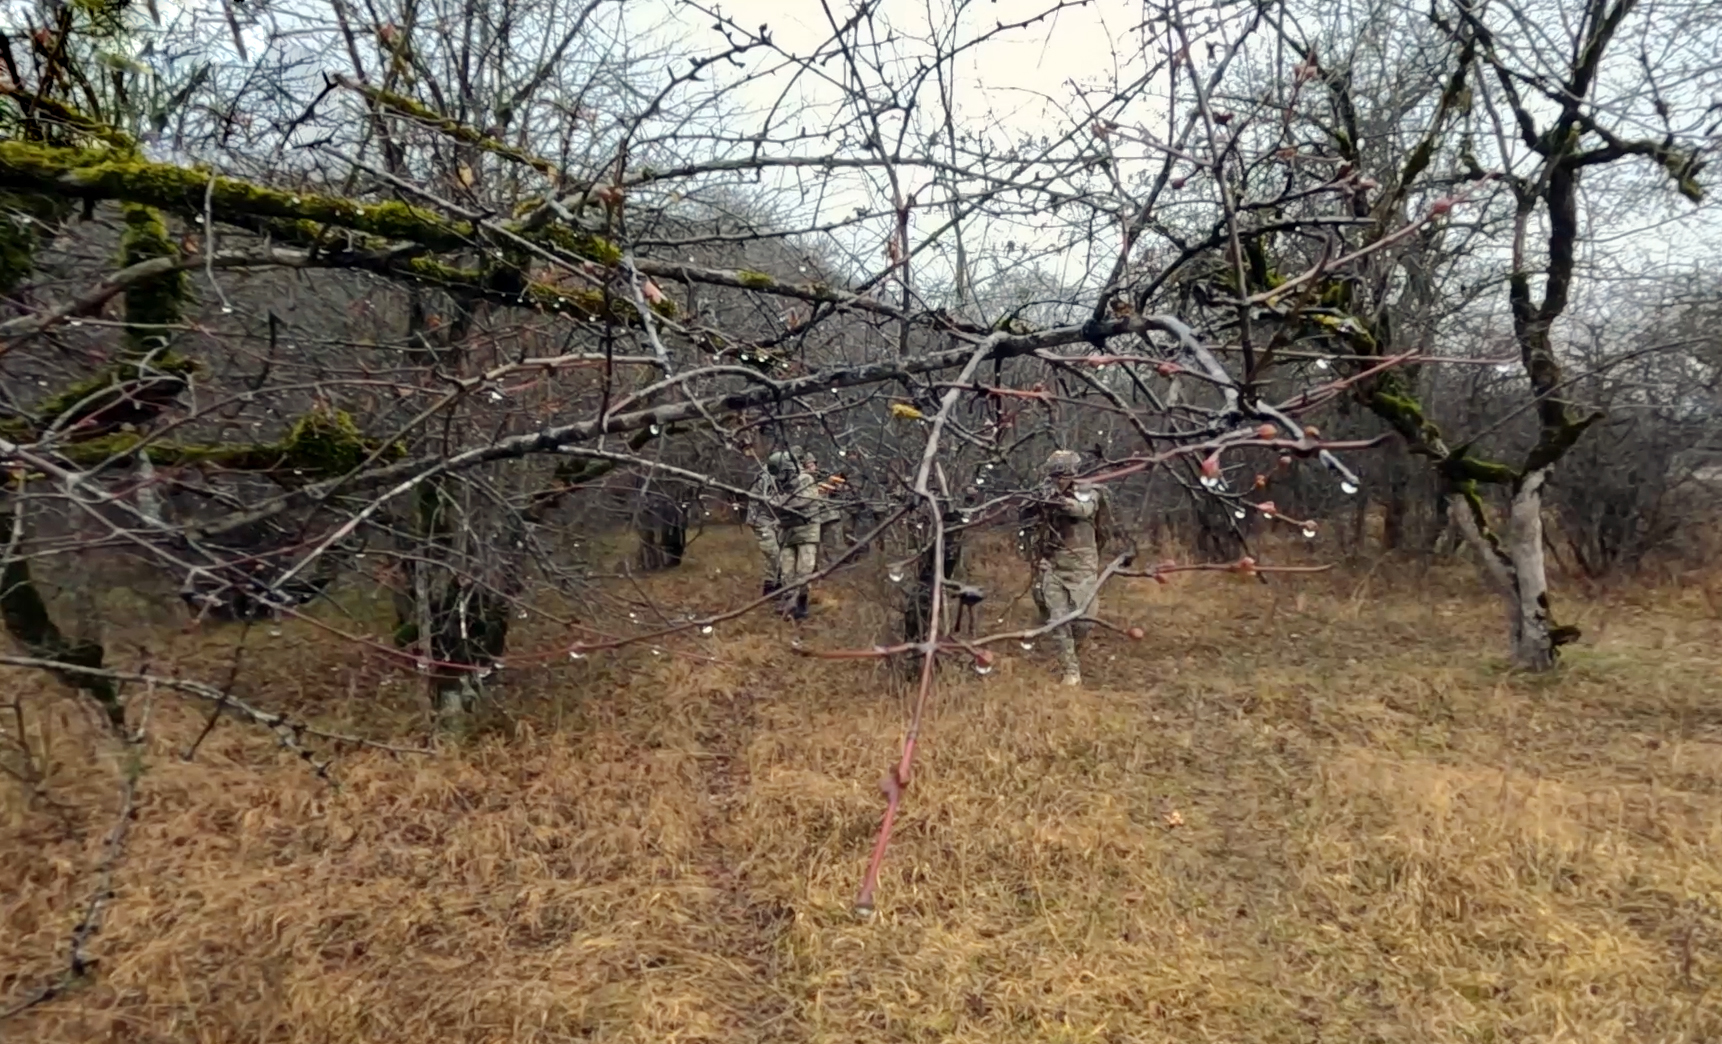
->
[{"left": 4, "top": 527, "right": 1721, "bottom": 1042}]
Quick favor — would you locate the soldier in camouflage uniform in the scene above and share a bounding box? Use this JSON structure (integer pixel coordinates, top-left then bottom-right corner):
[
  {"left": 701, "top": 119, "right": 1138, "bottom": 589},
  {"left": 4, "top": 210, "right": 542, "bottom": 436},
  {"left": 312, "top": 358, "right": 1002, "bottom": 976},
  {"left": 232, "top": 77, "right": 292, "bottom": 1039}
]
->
[
  {"left": 798, "top": 447, "right": 846, "bottom": 568},
  {"left": 1020, "top": 449, "right": 1113, "bottom": 686},
  {"left": 747, "top": 451, "right": 794, "bottom": 597},
  {"left": 775, "top": 445, "right": 823, "bottom": 619}
]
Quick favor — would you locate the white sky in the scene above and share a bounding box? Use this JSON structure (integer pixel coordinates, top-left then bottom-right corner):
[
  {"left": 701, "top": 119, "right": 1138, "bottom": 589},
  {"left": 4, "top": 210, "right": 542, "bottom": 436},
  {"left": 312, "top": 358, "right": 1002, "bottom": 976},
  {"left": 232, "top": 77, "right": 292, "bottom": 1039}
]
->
[
  {"left": 620, "top": 0, "right": 1719, "bottom": 317},
  {"left": 612, "top": 0, "right": 1190, "bottom": 305}
]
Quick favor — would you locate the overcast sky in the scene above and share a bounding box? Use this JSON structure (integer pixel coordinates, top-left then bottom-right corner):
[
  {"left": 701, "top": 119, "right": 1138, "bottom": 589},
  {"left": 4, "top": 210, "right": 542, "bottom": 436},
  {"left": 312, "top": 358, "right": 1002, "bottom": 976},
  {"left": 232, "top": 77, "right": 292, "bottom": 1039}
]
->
[
  {"left": 38, "top": 0, "right": 1718, "bottom": 321},
  {"left": 617, "top": 0, "right": 1718, "bottom": 313}
]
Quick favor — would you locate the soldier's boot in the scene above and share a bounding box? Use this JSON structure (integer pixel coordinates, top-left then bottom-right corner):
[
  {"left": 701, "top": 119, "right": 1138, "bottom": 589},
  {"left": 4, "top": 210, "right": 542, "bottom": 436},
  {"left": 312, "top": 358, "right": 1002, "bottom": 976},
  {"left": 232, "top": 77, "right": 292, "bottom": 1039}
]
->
[
  {"left": 763, "top": 581, "right": 779, "bottom": 598},
  {"left": 790, "top": 589, "right": 810, "bottom": 621},
  {"left": 1056, "top": 641, "right": 1082, "bottom": 686}
]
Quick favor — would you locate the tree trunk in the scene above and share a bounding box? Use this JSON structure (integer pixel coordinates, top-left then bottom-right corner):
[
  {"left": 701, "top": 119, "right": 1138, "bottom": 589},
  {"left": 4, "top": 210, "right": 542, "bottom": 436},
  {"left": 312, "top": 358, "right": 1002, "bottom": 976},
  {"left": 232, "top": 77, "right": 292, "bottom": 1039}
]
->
[
  {"left": 1349, "top": 492, "right": 1369, "bottom": 557},
  {"left": 1192, "top": 496, "right": 1243, "bottom": 562},
  {"left": 899, "top": 508, "right": 965, "bottom": 679},
  {"left": 633, "top": 487, "right": 688, "bottom": 571},
  {"left": 1446, "top": 469, "right": 1567, "bottom": 671},
  {"left": 1, "top": 511, "right": 125, "bottom": 732},
  {"left": 1382, "top": 470, "right": 1407, "bottom": 551}
]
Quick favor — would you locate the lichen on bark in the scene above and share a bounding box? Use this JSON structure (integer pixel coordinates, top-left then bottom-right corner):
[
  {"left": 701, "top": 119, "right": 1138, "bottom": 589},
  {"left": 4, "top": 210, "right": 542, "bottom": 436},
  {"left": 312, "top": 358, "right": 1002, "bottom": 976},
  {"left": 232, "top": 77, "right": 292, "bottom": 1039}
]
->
[
  {"left": 43, "top": 404, "right": 399, "bottom": 478},
  {"left": 0, "top": 190, "right": 75, "bottom": 292},
  {"left": 1, "top": 352, "right": 200, "bottom": 440},
  {"left": 0, "top": 142, "right": 646, "bottom": 271},
  {"left": 118, "top": 203, "right": 188, "bottom": 354}
]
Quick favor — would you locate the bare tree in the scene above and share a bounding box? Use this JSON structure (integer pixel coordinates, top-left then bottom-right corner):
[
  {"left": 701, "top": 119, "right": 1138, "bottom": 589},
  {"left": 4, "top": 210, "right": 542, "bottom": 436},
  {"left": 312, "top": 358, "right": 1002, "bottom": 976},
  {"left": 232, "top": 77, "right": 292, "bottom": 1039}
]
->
[
  {"left": 2, "top": 1, "right": 1716, "bottom": 945},
  {"left": 1249, "top": 0, "right": 1717, "bottom": 668}
]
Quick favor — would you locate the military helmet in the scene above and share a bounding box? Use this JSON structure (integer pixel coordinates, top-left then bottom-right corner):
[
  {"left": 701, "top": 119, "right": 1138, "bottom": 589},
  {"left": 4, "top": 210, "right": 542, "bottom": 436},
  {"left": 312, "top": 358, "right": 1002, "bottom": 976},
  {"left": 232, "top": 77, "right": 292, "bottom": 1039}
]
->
[
  {"left": 766, "top": 450, "right": 797, "bottom": 477},
  {"left": 1043, "top": 450, "right": 1082, "bottom": 477}
]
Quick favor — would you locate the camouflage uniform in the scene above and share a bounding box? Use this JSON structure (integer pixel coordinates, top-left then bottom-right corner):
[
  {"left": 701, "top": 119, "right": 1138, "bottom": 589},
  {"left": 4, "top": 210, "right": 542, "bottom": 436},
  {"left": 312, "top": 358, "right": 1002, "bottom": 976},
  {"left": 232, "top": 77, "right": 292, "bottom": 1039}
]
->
[
  {"left": 748, "top": 453, "right": 792, "bottom": 596},
  {"left": 1021, "top": 450, "right": 1112, "bottom": 686},
  {"left": 775, "top": 446, "right": 822, "bottom": 619},
  {"left": 799, "top": 448, "right": 846, "bottom": 566}
]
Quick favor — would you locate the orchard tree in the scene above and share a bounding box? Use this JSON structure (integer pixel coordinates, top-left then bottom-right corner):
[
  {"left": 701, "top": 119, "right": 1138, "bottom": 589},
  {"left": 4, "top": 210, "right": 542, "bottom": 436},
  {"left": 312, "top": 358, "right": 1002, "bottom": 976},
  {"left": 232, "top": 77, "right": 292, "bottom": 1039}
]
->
[
  {"left": 9, "top": 0, "right": 1711, "bottom": 930},
  {"left": 1246, "top": 0, "right": 1717, "bottom": 668}
]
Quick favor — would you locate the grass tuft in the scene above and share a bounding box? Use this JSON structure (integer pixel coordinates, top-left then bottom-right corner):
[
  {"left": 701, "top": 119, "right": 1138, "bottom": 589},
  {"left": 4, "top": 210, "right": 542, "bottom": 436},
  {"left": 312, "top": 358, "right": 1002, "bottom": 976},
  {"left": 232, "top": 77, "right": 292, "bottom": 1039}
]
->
[{"left": 4, "top": 527, "right": 1720, "bottom": 1041}]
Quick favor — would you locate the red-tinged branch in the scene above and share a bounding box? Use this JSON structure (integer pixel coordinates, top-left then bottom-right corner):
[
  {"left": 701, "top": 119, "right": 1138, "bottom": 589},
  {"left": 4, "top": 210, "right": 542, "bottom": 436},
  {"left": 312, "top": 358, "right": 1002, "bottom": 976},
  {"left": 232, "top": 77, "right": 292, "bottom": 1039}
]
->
[
  {"left": 1273, "top": 352, "right": 1423, "bottom": 413},
  {"left": 852, "top": 338, "right": 1000, "bottom": 916},
  {"left": 1086, "top": 433, "right": 1393, "bottom": 486},
  {"left": 841, "top": 544, "right": 1332, "bottom": 913}
]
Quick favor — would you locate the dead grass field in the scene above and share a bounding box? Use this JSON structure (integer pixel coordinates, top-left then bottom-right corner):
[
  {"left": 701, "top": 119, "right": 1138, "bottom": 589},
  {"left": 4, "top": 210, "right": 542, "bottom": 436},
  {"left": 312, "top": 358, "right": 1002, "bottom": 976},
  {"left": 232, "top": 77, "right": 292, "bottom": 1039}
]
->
[{"left": 4, "top": 526, "right": 1721, "bottom": 1043}]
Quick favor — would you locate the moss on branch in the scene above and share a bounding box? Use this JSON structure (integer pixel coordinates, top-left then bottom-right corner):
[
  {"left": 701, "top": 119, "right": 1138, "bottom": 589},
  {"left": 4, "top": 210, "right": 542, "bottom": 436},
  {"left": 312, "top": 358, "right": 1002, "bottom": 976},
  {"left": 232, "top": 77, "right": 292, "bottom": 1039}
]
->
[
  {"left": 1523, "top": 408, "right": 1604, "bottom": 475},
  {"left": 0, "top": 87, "right": 136, "bottom": 149},
  {"left": 0, "top": 140, "right": 480, "bottom": 251},
  {"left": 1451, "top": 478, "right": 1500, "bottom": 547},
  {"left": 1, "top": 353, "right": 201, "bottom": 440},
  {"left": 0, "top": 190, "right": 76, "bottom": 292},
  {"left": 118, "top": 204, "right": 187, "bottom": 354},
  {"left": 395, "top": 255, "right": 673, "bottom": 322},
  {"left": 1362, "top": 370, "right": 1518, "bottom": 492},
  {"left": 354, "top": 82, "right": 561, "bottom": 182},
  {"left": 1362, "top": 370, "right": 1449, "bottom": 452},
  {"left": 1663, "top": 151, "right": 1705, "bottom": 203},
  {"left": 0, "top": 143, "right": 684, "bottom": 321},
  {"left": 0, "top": 142, "right": 643, "bottom": 270},
  {"left": 1443, "top": 452, "right": 1518, "bottom": 486},
  {"left": 540, "top": 227, "right": 623, "bottom": 266},
  {"left": 46, "top": 405, "right": 401, "bottom": 476}
]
